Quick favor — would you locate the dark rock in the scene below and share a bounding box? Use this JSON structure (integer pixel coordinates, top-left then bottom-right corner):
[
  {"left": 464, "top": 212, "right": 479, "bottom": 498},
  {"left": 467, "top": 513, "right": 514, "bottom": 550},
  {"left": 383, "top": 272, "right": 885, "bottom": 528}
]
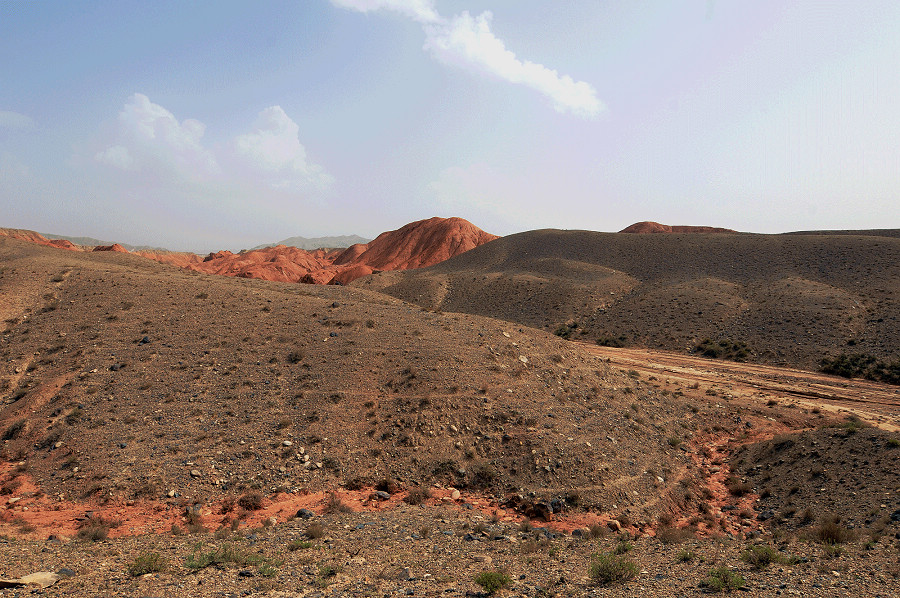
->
[
  {"left": 370, "top": 491, "right": 391, "bottom": 501},
  {"left": 56, "top": 568, "right": 75, "bottom": 578},
  {"left": 138, "top": 336, "right": 150, "bottom": 345},
  {"left": 296, "top": 508, "right": 315, "bottom": 519},
  {"left": 890, "top": 509, "right": 900, "bottom": 522},
  {"left": 757, "top": 510, "right": 775, "bottom": 521},
  {"left": 110, "top": 364, "right": 120, "bottom": 371}
]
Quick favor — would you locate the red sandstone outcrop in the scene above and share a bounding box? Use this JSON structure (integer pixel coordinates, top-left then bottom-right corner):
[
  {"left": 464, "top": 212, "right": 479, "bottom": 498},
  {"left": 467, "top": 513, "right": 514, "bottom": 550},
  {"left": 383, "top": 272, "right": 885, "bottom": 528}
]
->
[
  {"left": 93, "top": 244, "right": 129, "bottom": 252},
  {"left": 1, "top": 217, "right": 498, "bottom": 285},
  {"left": 0, "top": 228, "right": 82, "bottom": 251},
  {"left": 619, "top": 221, "right": 737, "bottom": 234},
  {"left": 340, "top": 217, "right": 499, "bottom": 272}
]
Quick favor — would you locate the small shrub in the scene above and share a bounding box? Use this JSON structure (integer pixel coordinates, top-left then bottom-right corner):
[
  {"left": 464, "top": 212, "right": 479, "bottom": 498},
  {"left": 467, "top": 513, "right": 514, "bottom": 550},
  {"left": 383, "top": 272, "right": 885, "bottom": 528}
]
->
[
  {"left": 258, "top": 562, "right": 279, "bottom": 577},
  {"left": 613, "top": 540, "right": 633, "bottom": 555},
  {"left": 474, "top": 571, "right": 512, "bottom": 594},
  {"left": 725, "top": 476, "right": 751, "bottom": 497},
  {"left": 589, "top": 551, "right": 638, "bottom": 585},
  {"left": 813, "top": 515, "right": 854, "bottom": 545},
  {"left": 77, "top": 522, "right": 110, "bottom": 542},
  {"left": 740, "top": 545, "right": 797, "bottom": 569},
  {"left": 289, "top": 539, "right": 313, "bottom": 551},
  {"left": 128, "top": 552, "right": 168, "bottom": 576},
  {"left": 701, "top": 567, "right": 744, "bottom": 592},
  {"left": 676, "top": 549, "right": 694, "bottom": 562},
  {"left": 404, "top": 487, "right": 432, "bottom": 505},
  {"left": 324, "top": 492, "right": 352, "bottom": 514},
  {"left": 596, "top": 336, "right": 626, "bottom": 348},
  {"left": 237, "top": 492, "right": 263, "bottom": 511},
  {"left": 887, "top": 438, "right": 900, "bottom": 448},
  {"left": 305, "top": 522, "right": 326, "bottom": 539}
]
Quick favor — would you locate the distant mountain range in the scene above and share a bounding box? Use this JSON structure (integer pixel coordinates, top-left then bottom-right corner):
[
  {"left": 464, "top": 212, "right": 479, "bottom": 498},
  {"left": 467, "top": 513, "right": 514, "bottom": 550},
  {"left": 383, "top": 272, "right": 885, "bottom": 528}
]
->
[{"left": 251, "top": 234, "right": 370, "bottom": 251}]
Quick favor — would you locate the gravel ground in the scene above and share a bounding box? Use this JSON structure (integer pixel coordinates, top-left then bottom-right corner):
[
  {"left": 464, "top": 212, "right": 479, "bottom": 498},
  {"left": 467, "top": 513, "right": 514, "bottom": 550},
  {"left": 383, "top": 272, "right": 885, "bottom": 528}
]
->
[{"left": 1, "top": 503, "right": 899, "bottom": 597}]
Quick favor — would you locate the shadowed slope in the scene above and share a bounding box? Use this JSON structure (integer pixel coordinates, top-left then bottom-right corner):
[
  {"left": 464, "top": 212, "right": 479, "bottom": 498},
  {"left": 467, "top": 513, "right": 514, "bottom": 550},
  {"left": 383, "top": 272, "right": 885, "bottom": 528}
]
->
[{"left": 353, "top": 229, "right": 900, "bottom": 370}]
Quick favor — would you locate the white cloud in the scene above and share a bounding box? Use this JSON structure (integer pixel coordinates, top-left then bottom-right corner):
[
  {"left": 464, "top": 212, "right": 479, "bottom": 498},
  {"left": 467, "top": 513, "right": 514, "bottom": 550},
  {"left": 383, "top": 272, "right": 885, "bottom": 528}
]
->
[
  {"left": 93, "top": 94, "right": 331, "bottom": 193},
  {"left": 99, "top": 93, "right": 219, "bottom": 180},
  {"left": 332, "top": 2, "right": 603, "bottom": 118},
  {"left": 424, "top": 12, "right": 602, "bottom": 118},
  {"left": 331, "top": 0, "right": 439, "bottom": 24},
  {"left": 94, "top": 144, "right": 135, "bottom": 170},
  {"left": 232, "top": 106, "right": 333, "bottom": 192},
  {"left": 0, "top": 110, "right": 34, "bottom": 130}
]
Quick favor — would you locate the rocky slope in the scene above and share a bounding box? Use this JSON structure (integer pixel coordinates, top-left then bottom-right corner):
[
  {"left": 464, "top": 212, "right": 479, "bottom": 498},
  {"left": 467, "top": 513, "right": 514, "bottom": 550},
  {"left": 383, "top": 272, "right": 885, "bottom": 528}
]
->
[{"left": 353, "top": 229, "right": 900, "bottom": 371}]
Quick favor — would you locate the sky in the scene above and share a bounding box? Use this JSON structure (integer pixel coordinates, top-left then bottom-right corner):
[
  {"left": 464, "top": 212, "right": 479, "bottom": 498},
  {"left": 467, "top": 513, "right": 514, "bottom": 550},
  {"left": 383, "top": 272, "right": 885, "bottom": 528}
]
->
[{"left": 1, "top": 0, "right": 899, "bottom": 251}]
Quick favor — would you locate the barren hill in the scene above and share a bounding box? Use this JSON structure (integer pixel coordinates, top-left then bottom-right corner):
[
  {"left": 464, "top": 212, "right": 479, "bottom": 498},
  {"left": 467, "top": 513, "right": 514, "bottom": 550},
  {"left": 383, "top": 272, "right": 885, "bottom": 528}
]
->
[
  {"left": 0, "top": 235, "right": 729, "bottom": 529},
  {"left": 353, "top": 229, "right": 900, "bottom": 371},
  {"left": 620, "top": 221, "right": 738, "bottom": 234}
]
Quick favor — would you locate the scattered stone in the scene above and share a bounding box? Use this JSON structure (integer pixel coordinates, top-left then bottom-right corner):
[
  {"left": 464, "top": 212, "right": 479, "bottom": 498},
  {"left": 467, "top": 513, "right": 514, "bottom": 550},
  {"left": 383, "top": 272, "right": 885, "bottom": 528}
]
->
[
  {"left": 450, "top": 489, "right": 461, "bottom": 500},
  {"left": 0, "top": 571, "right": 63, "bottom": 589},
  {"left": 607, "top": 520, "right": 623, "bottom": 532},
  {"left": 190, "top": 469, "right": 201, "bottom": 477},
  {"left": 371, "top": 491, "right": 391, "bottom": 501},
  {"left": 282, "top": 440, "right": 293, "bottom": 447}
]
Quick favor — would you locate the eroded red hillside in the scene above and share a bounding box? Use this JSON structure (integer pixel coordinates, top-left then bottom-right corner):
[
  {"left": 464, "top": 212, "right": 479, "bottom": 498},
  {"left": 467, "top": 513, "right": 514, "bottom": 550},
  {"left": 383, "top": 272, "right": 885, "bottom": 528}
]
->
[
  {"left": 620, "top": 221, "right": 737, "bottom": 234},
  {"left": 0, "top": 228, "right": 82, "bottom": 251},
  {"left": 3, "top": 217, "right": 497, "bottom": 285}
]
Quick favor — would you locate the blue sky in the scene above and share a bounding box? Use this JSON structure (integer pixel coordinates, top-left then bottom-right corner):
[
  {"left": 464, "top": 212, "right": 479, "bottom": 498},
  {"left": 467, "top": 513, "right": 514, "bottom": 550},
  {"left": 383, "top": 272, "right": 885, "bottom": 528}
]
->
[{"left": 1, "top": 1, "right": 899, "bottom": 251}]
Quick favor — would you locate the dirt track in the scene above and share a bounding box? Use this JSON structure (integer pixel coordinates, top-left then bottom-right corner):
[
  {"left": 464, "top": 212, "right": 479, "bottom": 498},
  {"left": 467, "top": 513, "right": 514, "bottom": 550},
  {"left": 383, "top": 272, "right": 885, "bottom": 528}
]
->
[{"left": 582, "top": 344, "right": 900, "bottom": 432}]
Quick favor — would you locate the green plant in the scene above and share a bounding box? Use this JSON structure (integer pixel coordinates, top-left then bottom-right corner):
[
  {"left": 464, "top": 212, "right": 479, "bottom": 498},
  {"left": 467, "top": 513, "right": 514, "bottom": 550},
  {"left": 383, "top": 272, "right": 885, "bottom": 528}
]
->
[
  {"left": 288, "top": 539, "right": 313, "bottom": 551},
  {"left": 676, "top": 549, "right": 694, "bottom": 563},
  {"left": 128, "top": 552, "right": 168, "bottom": 576},
  {"left": 700, "top": 567, "right": 744, "bottom": 592},
  {"left": 474, "top": 571, "right": 512, "bottom": 594},
  {"left": 740, "top": 545, "right": 798, "bottom": 569},
  {"left": 887, "top": 438, "right": 900, "bottom": 448},
  {"left": 819, "top": 353, "right": 900, "bottom": 385},
  {"left": 258, "top": 561, "right": 279, "bottom": 577},
  {"left": 589, "top": 551, "right": 638, "bottom": 585},
  {"left": 613, "top": 540, "right": 633, "bottom": 555}
]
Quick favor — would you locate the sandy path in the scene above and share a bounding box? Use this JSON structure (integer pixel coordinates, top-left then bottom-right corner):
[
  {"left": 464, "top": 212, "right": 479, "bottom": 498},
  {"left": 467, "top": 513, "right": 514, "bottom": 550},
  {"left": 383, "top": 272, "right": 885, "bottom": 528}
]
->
[{"left": 581, "top": 344, "right": 900, "bottom": 432}]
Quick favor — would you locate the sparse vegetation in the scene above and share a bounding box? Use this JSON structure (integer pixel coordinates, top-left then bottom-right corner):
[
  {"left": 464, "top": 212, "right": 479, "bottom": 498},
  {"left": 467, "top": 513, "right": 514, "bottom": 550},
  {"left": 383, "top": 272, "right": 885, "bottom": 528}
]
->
[
  {"left": 589, "top": 551, "right": 638, "bottom": 585},
  {"left": 701, "top": 567, "right": 744, "bottom": 592},
  {"left": 695, "top": 339, "right": 751, "bottom": 362},
  {"left": 820, "top": 353, "right": 900, "bottom": 385},
  {"left": 128, "top": 552, "right": 168, "bottom": 576},
  {"left": 474, "top": 571, "right": 512, "bottom": 594},
  {"left": 740, "top": 545, "right": 798, "bottom": 569}
]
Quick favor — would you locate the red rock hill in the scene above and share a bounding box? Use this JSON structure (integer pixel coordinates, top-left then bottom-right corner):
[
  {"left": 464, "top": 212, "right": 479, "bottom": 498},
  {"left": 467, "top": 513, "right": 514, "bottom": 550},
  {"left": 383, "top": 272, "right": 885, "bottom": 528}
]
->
[
  {"left": 619, "top": 221, "right": 737, "bottom": 234},
  {"left": 3, "top": 218, "right": 497, "bottom": 286}
]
